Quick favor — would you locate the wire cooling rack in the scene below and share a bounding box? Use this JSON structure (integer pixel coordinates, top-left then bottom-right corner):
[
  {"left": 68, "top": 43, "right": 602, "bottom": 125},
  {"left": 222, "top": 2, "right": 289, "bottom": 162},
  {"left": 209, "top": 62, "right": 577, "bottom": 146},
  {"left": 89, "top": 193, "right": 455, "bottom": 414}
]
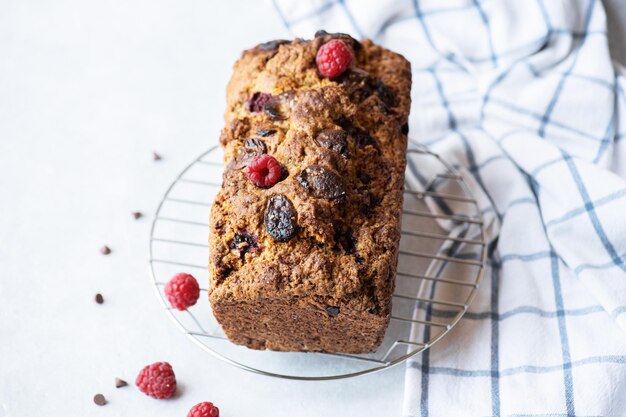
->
[{"left": 148, "top": 142, "right": 487, "bottom": 380}]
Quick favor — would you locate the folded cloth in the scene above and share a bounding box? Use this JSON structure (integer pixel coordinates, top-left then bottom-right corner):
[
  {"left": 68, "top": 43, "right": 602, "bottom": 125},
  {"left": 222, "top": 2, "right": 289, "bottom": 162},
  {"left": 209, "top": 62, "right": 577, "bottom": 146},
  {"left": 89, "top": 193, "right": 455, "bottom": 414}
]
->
[{"left": 272, "top": 0, "right": 626, "bottom": 415}]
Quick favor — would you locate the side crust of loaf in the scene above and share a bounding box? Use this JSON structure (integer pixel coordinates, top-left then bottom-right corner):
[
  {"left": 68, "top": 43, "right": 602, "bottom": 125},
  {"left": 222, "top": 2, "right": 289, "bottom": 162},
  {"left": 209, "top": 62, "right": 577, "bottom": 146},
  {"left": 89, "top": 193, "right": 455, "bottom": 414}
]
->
[{"left": 209, "top": 33, "right": 411, "bottom": 353}]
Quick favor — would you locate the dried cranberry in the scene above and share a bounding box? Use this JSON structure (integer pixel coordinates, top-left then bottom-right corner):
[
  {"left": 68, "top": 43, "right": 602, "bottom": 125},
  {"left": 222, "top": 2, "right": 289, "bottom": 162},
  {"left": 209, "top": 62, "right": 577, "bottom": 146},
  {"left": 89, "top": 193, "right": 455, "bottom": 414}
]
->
[
  {"left": 229, "top": 232, "right": 259, "bottom": 260},
  {"left": 265, "top": 194, "right": 298, "bottom": 242},
  {"left": 246, "top": 92, "right": 272, "bottom": 113},
  {"left": 296, "top": 165, "right": 347, "bottom": 202}
]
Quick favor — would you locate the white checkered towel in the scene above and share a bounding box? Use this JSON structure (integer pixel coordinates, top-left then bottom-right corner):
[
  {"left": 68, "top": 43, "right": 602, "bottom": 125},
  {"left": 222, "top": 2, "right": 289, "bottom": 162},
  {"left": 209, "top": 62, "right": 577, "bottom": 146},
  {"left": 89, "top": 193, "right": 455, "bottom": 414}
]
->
[{"left": 271, "top": 0, "right": 626, "bottom": 415}]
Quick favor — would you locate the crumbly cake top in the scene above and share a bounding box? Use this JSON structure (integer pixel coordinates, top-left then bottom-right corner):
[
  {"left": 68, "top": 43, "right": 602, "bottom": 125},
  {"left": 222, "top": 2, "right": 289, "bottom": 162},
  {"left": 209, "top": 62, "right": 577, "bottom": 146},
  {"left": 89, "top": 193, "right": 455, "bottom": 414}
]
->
[{"left": 209, "top": 32, "right": 411, "bottom": 310}]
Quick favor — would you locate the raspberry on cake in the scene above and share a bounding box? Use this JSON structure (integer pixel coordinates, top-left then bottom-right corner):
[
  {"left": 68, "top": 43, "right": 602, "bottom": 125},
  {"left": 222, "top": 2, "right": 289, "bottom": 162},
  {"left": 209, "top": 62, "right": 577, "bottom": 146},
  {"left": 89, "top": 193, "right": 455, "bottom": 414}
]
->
[{"left": 209, "top": 31, "right": 411, "bottom": 353}]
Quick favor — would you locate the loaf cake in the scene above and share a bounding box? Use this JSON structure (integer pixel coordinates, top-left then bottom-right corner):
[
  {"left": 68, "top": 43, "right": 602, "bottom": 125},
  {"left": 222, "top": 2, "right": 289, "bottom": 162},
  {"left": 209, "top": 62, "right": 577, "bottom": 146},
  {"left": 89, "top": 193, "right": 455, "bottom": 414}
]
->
[{"left": 208, "top": 31, "right": 411, "bottom": 353}]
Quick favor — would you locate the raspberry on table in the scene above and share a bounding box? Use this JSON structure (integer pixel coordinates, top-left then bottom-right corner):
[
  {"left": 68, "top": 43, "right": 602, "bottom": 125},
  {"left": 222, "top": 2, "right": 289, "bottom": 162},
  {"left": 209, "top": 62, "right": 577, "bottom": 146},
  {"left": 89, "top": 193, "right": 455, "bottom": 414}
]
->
[
  {"left": 164, "top": 273, "right": 200, "bottom": 311},
  {"left": 316, "top": 39, "right": 354, "bottom": 79},
  {"left": 188, "top": 402, "right": 220, "bottom": 417},
  {"left": 246, "top": 154, "right": 282, "bottom": 187},
  {"left": 135, "top": 362, "right": 177, "bottom": 399}
]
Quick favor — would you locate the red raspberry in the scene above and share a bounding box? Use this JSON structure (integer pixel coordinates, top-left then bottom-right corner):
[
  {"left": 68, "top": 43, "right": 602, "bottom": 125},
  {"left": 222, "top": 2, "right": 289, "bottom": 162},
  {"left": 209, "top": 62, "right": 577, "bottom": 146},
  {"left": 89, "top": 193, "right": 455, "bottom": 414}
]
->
[
  {"left": 164, "top": 273, "right": 200, "bottom": 311},
  {"left": 188, "top": 402, "right": 220, "bottom": 417},
  {"left": 246, "top": 154, "right": 282, "bottom": 187},
  {"left": 316, "top": 39, "right": 354, "bottom": 79},
  {"left": 135, "top": 362, "right": 177, "bottom": 399}
]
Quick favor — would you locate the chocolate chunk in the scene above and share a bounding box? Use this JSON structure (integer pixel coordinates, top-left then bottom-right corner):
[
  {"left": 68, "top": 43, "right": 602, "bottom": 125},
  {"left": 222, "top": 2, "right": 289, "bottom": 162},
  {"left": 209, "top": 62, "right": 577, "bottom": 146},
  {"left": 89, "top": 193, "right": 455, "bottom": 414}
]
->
[
  {"left": 115, "top": 378, "right": 128, "bottom": 388},
  {"left": 357, "top": 172, "right": 370, "bottom": 184},
  {"left": 265, "top": 194, "right": 298, "bottom": 242},
  {"left": 255, "top": 39, "right": 290, "bottom": 51},
  {"left": 243, "top": 138, "right": 266, "bottom": 155},
  {"left": 256, "top": 129, "right": 276, "bottom": 137},
  {"left": 314, "top": 30, "right": 362, "bottom": 50},
  {"left": 334, "top": 117, "right": 378, "bottom": 150},
  {"left": 263, "top": 99, "right": 282, "bottom": 120},
  {"left": 367, "top": 307, "right": 378, "bottom": 314},
  {"left": 93, "top": 394, "right": 107, "bottom": 406},
  {"left": 262, "top": 91, "right": 295, "bottom": 120},
  {"left": 335, "top": 226, "right": 356, "bottom": 254},
  {"left": 326, "top": 306, "right": 340, "bottom": 317},
  {"left": 296, "top": 165, "right": 347, "bottom": 202},
  {"left": 100, "top": 245, "right": 111, "bottom": 255},
  {"left": 373, "top": 79, "right": 395, "bottom": 108},
  {"left": 152, "top": 152, "right": 162, "bottom": 161},
  {"left": 95, "top": 293, "right": 104, "bottom": 304},
  {"left": 314, "top": 129, "right": 348, "bottom": 157},
  {"left": 362, "top": 191, "right": 381, "bottom": 215},
  {"left": 131, "top": 211, "right": 142, "bottom": 220},
  {"left": 229, "top": 232, "right": 259, "bottom": 260},
  {"left": 246, "top": 92, "right": 273, "bottom": 113},
  {"left": 401, "top": 123, "right": 409, "bottom": 135}
]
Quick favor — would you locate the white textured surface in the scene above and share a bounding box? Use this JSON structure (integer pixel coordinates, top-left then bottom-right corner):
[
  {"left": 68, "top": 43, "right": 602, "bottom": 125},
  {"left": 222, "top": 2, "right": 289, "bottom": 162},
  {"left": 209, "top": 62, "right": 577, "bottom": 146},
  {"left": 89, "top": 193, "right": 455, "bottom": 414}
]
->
[{"left": 0, "top": 1, "right": 405, "bottom": 416}]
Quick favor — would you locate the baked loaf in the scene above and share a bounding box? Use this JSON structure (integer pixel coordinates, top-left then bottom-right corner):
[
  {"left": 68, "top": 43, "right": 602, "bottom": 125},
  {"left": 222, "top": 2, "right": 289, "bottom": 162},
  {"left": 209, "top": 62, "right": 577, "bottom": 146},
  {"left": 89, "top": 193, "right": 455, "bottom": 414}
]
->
[{"left": 209, "top": 32, "right": 411, "bottom": 353}]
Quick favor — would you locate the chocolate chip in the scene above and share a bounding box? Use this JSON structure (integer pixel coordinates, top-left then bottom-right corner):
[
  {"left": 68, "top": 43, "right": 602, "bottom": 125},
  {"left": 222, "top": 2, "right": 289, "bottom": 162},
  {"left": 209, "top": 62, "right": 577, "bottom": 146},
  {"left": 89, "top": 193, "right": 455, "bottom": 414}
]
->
[
  {"left": 265, "top": 194, "right": 298, "bottom": 242},
  {"left": 100, "top": 245, "right": 111, "bottom": 255},
  {"left": 367, "top": 307, "right": 378, "bottom": 314},
  {"left": 152, "top": 152, "right": 162, "bottom": 161},
  {"left": 93, "top": 394, "right": 107, "bottom": 406},
  {"left": 256, "top": 129, "right": 276, "bottom": 137},
  {"left": 262, "top": 98, "right": 282, "bottom": 120},
  {"left": 335, "top": 226, "right": 356, "bottom": 254},
  {"left": 131, "top": 211, "right": 142, "bottom": 220},
  {"left": 326, "top": 306, "right": 340, "bottom": 317},
  {"left": 296, "top": 165, "right": 347, "bottom": 202},
  {"left": 255, "top": 39, "right": 290, "bottom": 51},
  {"left": 314, "top": 129, "right": 348, "bottom": 157},
  {"left": 246, "top": 92, "right": 273, "bottom": 113},
  {"left": 314, "top": 30, "right": 361, "bottom": 50},
  {"left": 95, "top": 293, "right": 104, "bottom": 304},
  {"left": 373, "top": 79, "right": 395, "bottom": 108},
  {"left": 401, "top": 123, "right": 409, "bottom": 135},
  {"left": 115, "top": 378, "right": 128, "bottom": 388}
]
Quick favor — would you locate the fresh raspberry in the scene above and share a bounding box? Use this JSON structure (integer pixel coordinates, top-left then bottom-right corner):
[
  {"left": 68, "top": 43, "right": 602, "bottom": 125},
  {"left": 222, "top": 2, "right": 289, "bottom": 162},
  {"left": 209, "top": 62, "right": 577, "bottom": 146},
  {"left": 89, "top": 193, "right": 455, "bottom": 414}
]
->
[
  {"left": 135, "top": 362, "right": 177, "bottom": 399},
  {"left": 246, "top": 154, "right": 282, "bottom": 187},
  {"left": 164, "top": 273, "right": 200, "bottom": 311},
  {"left": 246, "top": 92, "right": 272, "bottom": 113},
  {"left": 188, "top": 402, "right": 220, "bottom": 417},
  {"left": 316, "top": 39, "right": 354, "bottom": 79}
]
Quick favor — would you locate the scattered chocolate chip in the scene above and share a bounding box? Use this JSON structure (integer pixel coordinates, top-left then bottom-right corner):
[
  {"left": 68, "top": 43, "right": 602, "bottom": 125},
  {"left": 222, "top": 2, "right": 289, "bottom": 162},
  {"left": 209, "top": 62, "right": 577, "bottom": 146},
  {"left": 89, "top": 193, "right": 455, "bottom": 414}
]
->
[
  {"left": 279, "top": 165, "right": 289, "bottom": 181},
  {"left": 244, "top": 138, "right": 266, "bottom": 155},
  {"left": 265, "top": 194, "right": 298, "bottom": 242},
  {"left": 335, "top": 226, "right": 356, "bottom": 254},
  {"left": 115, "top": 378, "right": 128, "bottom": 388},
  {"left": 229, "top": 232, "right": 259, "bottom": 261},
  {"left": 255, "top": 39, "right": 290, "bottom": 51},
  {"left": 314, "top": 129, "right": 349, "bottom": 157},
  {"left": 152, "top": 152, "right": 162, "bottom": 161},
  {"left": 367, "top": 307, "right": 378, "bottom": 314},
  {"left": 246, "top": 92, "right": 273, "bottom": 113},
  {"left": 131, "top": 211, "right": 142, "bottom": 220},
  {"left": 256, "top": 129, "right": 276, "bottom": 137},
  {"left": 100, "top": 245, "right": 111, "bottom": 255},
  {"left": 95, "top": 293, "right": 104, "bottom": 304},
  {"left": 373, "top": 78, "right": 395, "bottom": 108},
  {"left": 362, "top": 191, "right": 381, "bottom": 215},
  {"left": 326, "top": 306, "right": 340, "bottom": 317},
  {"left": 401, "top": 123, "right": 409, "bottom": 135},
  {"left": 297, "top": 165, "right": 347, "bottom": 202},
  {"left": 93, "top": 394, "right": 107, "bottom": 406}
]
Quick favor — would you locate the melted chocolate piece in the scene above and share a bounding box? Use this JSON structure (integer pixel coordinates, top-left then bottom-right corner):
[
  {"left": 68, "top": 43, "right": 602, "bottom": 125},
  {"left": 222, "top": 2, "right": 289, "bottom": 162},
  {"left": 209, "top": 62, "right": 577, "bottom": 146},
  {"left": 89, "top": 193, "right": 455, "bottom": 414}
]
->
[
  {"left": 334, "top": 117, "right": 379, "bottom": 150},
  {"left": 296, "top": 165, "right": 347, "bottom": 202},
  {"left": 256, "top": 129, "right": 276, "bottom": 137},
  {"left": 255, "top": 39, "right": 290, "bottom": 51},
  {"left": 314, "top": 129, "right": 349, "bottom": 157},
  {"left": 325, "top": 306, "right": 340, "bottom": 317},
  {"left": 265, "top": 194, "right": 298, "bottom": 242}
]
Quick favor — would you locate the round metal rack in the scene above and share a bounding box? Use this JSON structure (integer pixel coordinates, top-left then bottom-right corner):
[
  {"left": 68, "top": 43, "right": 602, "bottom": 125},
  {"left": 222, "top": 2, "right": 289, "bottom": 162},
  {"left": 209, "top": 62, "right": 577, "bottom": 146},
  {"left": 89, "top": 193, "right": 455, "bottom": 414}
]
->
[{"left": 148, "top": 142, "right": 487, "bottom": 380}]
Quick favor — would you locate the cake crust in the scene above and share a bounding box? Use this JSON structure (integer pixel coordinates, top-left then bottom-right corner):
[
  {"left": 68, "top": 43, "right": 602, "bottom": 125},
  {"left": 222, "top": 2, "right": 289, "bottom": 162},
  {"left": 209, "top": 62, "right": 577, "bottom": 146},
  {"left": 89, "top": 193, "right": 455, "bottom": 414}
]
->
[{"left": 209, "top": 33, "right": 411, "bottom": 353}]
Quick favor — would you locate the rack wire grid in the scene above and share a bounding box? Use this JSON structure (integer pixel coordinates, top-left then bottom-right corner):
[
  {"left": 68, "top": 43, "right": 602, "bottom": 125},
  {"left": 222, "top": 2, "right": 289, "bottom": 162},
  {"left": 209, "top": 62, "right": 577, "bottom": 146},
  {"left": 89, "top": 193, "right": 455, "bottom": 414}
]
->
[{"left": 149, "top": 142, "right": 487, "bottom": 380}]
